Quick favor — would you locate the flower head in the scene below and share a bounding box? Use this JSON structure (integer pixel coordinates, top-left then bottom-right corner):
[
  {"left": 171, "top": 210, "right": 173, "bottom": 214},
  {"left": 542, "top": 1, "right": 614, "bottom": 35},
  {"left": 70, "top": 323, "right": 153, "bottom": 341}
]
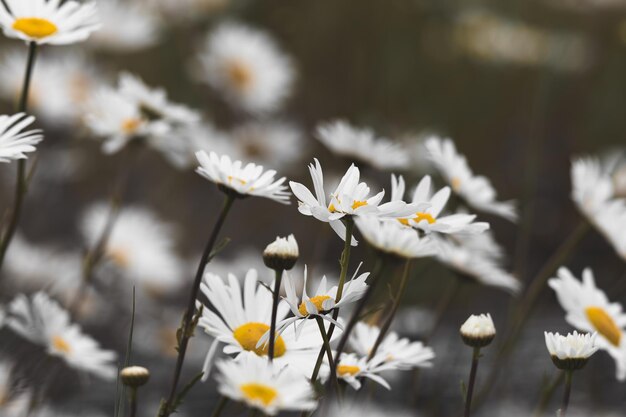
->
[
  {"left": 354, "top": 216, "right": 436, "bottom": 259},
  {"left": 0, "top": 0, "right": 100, "bottom": 45},
  {"left": 460, "top": 313, "right": 496, "bottom": 347},
  {"left": 263, "top": 234, "right": 299, "bottom": 271},
  {"left": 0, "top": 113, "right": 43, "bottom": 163},
  {"left": 120, "top": 366, "right": 151, "bottom": 387},
  {"left": 545, "top": 331, "right": 598, "bottom": 371}
]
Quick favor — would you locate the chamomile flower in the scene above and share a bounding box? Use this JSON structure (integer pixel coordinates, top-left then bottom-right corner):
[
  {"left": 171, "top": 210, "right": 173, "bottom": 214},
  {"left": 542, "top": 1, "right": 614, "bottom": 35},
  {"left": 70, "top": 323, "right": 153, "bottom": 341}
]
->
[
  {"left": 290, "top": 159, "right": 420, "bottom": 245},
  {"left": 335, "top": 353, "right": 392, "bottom": 390},
  {"left": 0, "top": 113, "right": 43, "bottom": 162},
  {"left": 391, "top": 175, "right": 489, "bottom": 235},
  {"left": 548, "top": 267, "right": 626, "bottom": 380},
  {"left": 0, "top": 0, "right": 100, "bottom": 45},
  {"left": 350, "top": 322, "right": 435, "bottom": 370},
  {"left": 195, "top": 150, "right": 291, "bottom": 203},
  {"left": 545, "top": 331, "right": 598, "bottom": 371},
  {"left": 196, "top": 22, "right": 294, "bottom": 114},
  {"left": 198, "top": 269, "right": 331, "bottom": 379},
  {"left": 425, "top": 136, "right": 517, "bottom": 222},
  {"left": 354, "top": 216, "right": 436, "bottom": 259},
  {"left": 460, "top": 314, "right": 496, "bottom": 347},
  {"left": 315, "top": 120, "right": 410, "bottom": 170},
  {"left": 215, "top": 352, "right": 317, "bottom": 415},
  {"left": 6, "top": 292, "right": 116, "bottom": 379},
  {"left": 80, "top": 204, "right": 184, "bottom": 295}
]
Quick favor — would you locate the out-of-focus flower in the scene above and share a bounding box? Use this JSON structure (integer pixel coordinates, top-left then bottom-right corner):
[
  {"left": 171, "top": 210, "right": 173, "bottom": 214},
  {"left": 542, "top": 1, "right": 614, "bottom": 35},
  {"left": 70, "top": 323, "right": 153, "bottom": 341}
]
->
[
  {"left": 335, "top": 353, "right": 393, "bottom": 390},
  {"left": 0, "top": 113, "right": 42, "bottom": 163},
  {"left": 350, "top": 322, "right": 435, "bottom": 370},
  {"left": 80, "top": 204, "right": 184, "bottom": 295},
  {"left": 425, "top": 137, "right": 517, "bottom": 222},
  {"left": 7, "top": 292, "right": 117, "bottom": 379},
  {"left": 571, "top": 157, "right": 626, "bottom": 260},
  {"left": 354, "top": 216, "right": 436, "bottom": 259},
  {"left": 315, "top": 120, "right": 410, "bottom": 170},
  {"left": 195, "top": 150, "right": 291, "bottom": 203},
  {"left": 195, "top": 22, "right": 294, "bottom": 114},
  {"left": 326, "top": 402, "right": 415, "bottom": 417},
  {"left": 433, "top": 233, "right": 520, "bottom": 294},
  {"left": 198, "top": 269, "right": 331, "bottom": 379},
  {"left": 460, "top": 313, "right": 496, "bottom": 347},
  {"left": 120, "top": 366, "right": 150, "bottom": 387},
  {"left": 549, "top": 267, "right": 626, "bottom": 380},
  {"left": 229, "top": 121, "right": 304, "bottom": 168},
  {"left": 290, "top": 159, "right": 420, "bottom": 245},
  {"left": 545, "top": 331, "right": 598, "bottom": 370},
  {"left": 0, "top": 0, "right": 100, "bottom": 45},
  {"left": 263, "top": 234, "right": 299, "bottom": 271},
  {"left": 89, "top": 0, "right": 159, "bottom": 52},
  {"left": 391, "top": 175, "right": 489, "bottom": 235},
  {"left": 215, "top": 352, "right": 317, "bottom": 416}
]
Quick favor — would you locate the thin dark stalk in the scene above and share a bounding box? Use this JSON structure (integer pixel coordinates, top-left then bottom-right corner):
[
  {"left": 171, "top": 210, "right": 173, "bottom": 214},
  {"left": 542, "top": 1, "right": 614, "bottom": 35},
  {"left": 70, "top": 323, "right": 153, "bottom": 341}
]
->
[
  {"left": 129, "top": 388, "right": 138, "bottom": 417},
  {"left": 268, "top": 269, "right": 284, "bottom": 361},
  {"left": 315, "top": 316, "right": 340, "bottom": 397},
  {"left": 532, "top": 372, "right": 565, "bottom": 417},
  {"left": 0, "top": 42, "right": 38, "bottom": 272},
  {"left": 464, "top": 347, "right": 481, "bottom": 417},
  {"left": 560, "top": 371, "right": 573, "bottom": 417},
  {"left": 210, "top": 397, "right": 228, "bottom": 417},
  {"left": 158, "top": 195, "right": 235, "bottom": 417},
  {"left": 368, "top": 259, "right": 412, "bottom": 360}
]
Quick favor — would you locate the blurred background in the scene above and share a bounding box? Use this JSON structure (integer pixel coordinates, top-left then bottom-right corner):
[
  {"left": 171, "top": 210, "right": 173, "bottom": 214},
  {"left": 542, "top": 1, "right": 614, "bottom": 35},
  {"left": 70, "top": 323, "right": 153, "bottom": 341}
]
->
[{"left": 0, "top": 0, "right": 625, "bottom": 416}]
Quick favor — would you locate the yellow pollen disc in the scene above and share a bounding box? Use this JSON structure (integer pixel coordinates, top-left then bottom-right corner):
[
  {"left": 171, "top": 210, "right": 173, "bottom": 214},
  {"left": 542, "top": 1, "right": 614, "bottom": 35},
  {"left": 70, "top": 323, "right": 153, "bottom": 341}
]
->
[
  {"left": 298, "top": 295, "right": 332, "bottom": 316},
  {"left": 233, "top": 323, "right": 286, "bottom": 357},
  {"left": 108, "top": 247, "right": 130, "bottom": 268},
  {"left": 328, "top": 203, "right": 337, "bottom": 213},
  {"left": 12, "top": 18, "right": 58, "bottom": 39},
  {"left": 227, "top": 60, "right": 252, "bottom": 91},
  {"left": 351, "top": 200, "right": 368, "bottom": 210},
  {"left": 52, "top": 335, "right": 71, "bottom": 354},
  {"left": 451, "top": 177, "right": 462, "bottom": 192},
  {"left": 414, "top": 212, "right": 436, "bottom": 224},
  {"left": 586, "top": 307, "right": 622, "bottom": 347},
  {"left": 337, "top": 365, "right": 360, "bottom": 377},
  {"left": 240, "top": 383, "right": 278, "bottom": 406},
  {"left": 227, "top": 175, "right": 247, "bottom": 185},
  {"left": 397, "top": 218, "right": 410, "bottom": 226},
  {"left": 121, "top": 118, "right": 142, "bottom": 134}
]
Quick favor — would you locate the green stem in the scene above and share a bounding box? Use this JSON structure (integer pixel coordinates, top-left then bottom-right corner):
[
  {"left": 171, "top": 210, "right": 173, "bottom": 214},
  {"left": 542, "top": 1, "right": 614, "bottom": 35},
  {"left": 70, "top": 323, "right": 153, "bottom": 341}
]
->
[
  {"left": 532, "top": 372, "right": 565, "bottom": 417},
  {"left": 368, "top": 259, "right": 412, "bottom": 360},
  {"left": 316, "top": 316, "right": 340, "bottom": 397},
  {"left": 268, "top": 269, "right": 284, "bottom": 361},
  {"left": 129, "top": 388, "right": 138, "bottom": 417},
  {"left": 0, "top": 41, "right": 38, "bottom": 272},
  {"left": 464, "top": 347, "right": 481, "bottom": 417},
  {"left": 560, "top": 371, "right": 573, "bottom": 417},
  {"left": 158, "top": 194, "right": 235, "bottom": 417},
  {"left": 210, "top": 397, "right": 228, "bottom": 417}
]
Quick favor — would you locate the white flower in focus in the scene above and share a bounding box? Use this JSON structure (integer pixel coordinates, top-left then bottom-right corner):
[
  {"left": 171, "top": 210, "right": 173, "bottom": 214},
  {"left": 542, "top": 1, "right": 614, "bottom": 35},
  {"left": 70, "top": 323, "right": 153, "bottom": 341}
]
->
[
  {"left": 195, "top": 150, "right": 291, "bottom": 203},
  {"left": 80, "top": 204, "right": 184, "bottom": 294},
  {"left": 196, "top": 23, "right": 294, "bottom": 113},
  {"left": 315, "top": 120, "right": 410, "bottom": 170},
  {"left": 7, "top": 292, "right": 117, "bottom": 379},
  {"left": 230, "top": 121, "right": 304, "bottom": 167},
  {"left": 545, "top": 331, "right": 598, "bottom": 370},
  {"left": 215, "top": 352, "right": 317, "bottom": 415},
  {"left": 425, "top": 137, "right": 517, "bottom": 222},
  {"left": 0, "top": 0, "right": 100, "bottom": 45},
  {"left": 263, "top": 234, "right": 299, "bottom": 271},
  {"left": 460, "top": 313, "right": 496, "bottom": 347},
  {"left": 354, "top": 216, "right": 436, "bottom": 259},
  {"left": 0, "top": 113, "right": 42, "bottom": 163},
  {"left": 89, "top": 0, "right": 159, "bottom": 52},
  {"left": 549, "top": 267, "right": 626, "bottom": 380},
  {"left": 391, "top": 175, "right": 489, "bottom": 235}
]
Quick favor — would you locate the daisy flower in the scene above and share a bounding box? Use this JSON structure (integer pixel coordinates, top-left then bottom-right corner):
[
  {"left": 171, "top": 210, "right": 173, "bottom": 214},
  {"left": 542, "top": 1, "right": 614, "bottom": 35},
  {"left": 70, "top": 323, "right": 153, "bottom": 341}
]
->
[
  {"left": 6, "top": 292, "right": 117, "bottom": 379},
  {"left": 548, "top": 267, "right": 626, "bottom": 380},
  {"left": 545, "top": 331, "right": 598, "bottom": 370},
  {"left": 196, "top": 22, "right": 294, "bottom": 114},
  {"left": 195, "top": 150, "right": 291, "bottom": 204},
  {"left": 460, "top": 313, "right": 496, "bottom": 347},
  {"left": 391, "top": 174, "right": 489, "bottom": 235},
  {"left": 335, "top": 353, "right": 393, "bottom": 390},
  {"left": 354, "top": 216, "right": 436, "bottom": 259},
  {"left": 290, "top": 159, "right": 420, "bottom": 245},
  {"left": 198, "top": 269, "right": 332, "bottom": 379},
  {"left": 80, "top": 204, "right": 184, "bottom": 295},
  {"left": 350, "top": 322, "right": 435, "bottom": 370},
  {"left": 425, "top": 136, "right": 517, "bottom": 222},
  {"left": 215, "top": 352, "right": 317, "bottom": 416},
  {"left": 0, "top": 113, "right": 43, "bottom": 163},
  {"left": 315, "top": 120, "right": 410, "bottom": 170},
  {"left": 0, "top": 0, "right": 100, "bottom": 45}
]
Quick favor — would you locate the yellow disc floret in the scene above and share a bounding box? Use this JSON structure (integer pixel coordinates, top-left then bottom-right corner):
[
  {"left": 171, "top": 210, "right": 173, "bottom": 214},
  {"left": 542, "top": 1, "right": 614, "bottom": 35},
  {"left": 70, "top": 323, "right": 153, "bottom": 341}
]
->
[
  {"left": 414, "top": 212, "right": 436, "bottom": 224},
  {"left": 233, "top": 323, "right": 286, "bottom": 357},
  {"left": 298, "top": 295, "right": 332, "bottom": 316},
  {"left": 52, "top": 335, "right": 72, "bottom": 354},
  {"left": 586, "top": 306, "right": 622, "bottom": 347},
  {"left": 240, "top": 383, "right": 278, "bottom": 406},
  {"left": 227, "top": 60, "right": 253, "bottom": 91},
  {"left": 12, "top": 18, "right": 58, "bottom": 39},
  {"left": 337, "top": 365, "right": 360, "bottom": 377}
]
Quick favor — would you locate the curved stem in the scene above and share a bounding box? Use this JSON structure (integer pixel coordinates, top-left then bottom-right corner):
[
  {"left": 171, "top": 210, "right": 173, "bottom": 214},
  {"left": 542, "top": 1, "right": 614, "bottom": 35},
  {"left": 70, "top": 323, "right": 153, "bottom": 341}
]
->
[
  {"left": 158, "top": 194, "right": 235, "bottom": 417},
  {"left": 268, "top": 269, "right": 284, "bottom": 361},
  {"left": 560, "top": 371, "right": 573, "bottom": 417},
  {"left": 532, "top": 371, "right": 565, "bottom": 417},
  {"left": 0, "top": 41, "right": 38, "bottom": 272},
  {"left": 210, "top": 397, "right": 228, "bottom": 417},
  {"left": 464, "top": 347, "right": 481, "bottom": 417},
  {"left": 315, "top": 316, "right": 340, "bottom": 397}
]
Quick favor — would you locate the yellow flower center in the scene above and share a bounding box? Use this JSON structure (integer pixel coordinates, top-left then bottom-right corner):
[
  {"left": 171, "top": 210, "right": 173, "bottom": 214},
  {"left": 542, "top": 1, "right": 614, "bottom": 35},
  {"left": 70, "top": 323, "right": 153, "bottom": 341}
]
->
[
  {"left": 351, "top": 200, "right": 368, "bottom": 210},
  {"left": 451, "top": 177, "right": 462, "bottom": 192},
  {"left": 233, "top": 323, "right": 286, "bottom": 357},
  {"left": 414, "top": 212, "right": 436, "bottom": 224},
  {"left": 298, "top": 295, "right": 332, "bottom": 316},
  {"left": 227, "top": 60, "right": 253, "bottom": 91},
  {"left": 108, "top": 247, "right": 130, "bottom": 268},
  {"left": 121, "top": 118, "right": 142, "bottom": 134},
  {"left": 398, "top": 218, "right": 410, "bottom": 226},
  {"left": 227, "top": 176, "right": 247, "bottom": 185},
  {"left": 52, "top": 335, "right": 71, "bottom": 354},
  {"left": 240, "top": 383, "right": 278, "bottom": 406},
  {"left": 337, "top": 365, "right": 360, "bottom": 377},
  {"left": 585, "top": 306, "right": 622, "bottom": 347},
  {"left": 12, "top": 18, "right": 58, "bottom": 39},
  {"left": 328, "top": 203, "right": 337, "bottom": 212}
]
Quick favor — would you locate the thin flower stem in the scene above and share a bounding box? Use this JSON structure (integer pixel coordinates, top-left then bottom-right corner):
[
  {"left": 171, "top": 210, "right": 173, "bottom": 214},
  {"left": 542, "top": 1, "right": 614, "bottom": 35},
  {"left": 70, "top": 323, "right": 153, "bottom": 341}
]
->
[
  {"left": 268, "top": 268, "right": 284, "bottom": 361},
  {"left": 368, "top": 259, "right": 412, "bottom": 360},
  {"left": 532, "top": 371, "right": 565, "bottom": 417},
  {"left": 464, "top": 347, "right": 481, "bottom": 417},
  {"left": 315, "top": 316, "right": 340, "bottom": 397},
  {"left": 129, "top": 388, "right": 138, "bottom": 417},
  {"left": 0, "top": 41, "right": 38, "bottom": 272},
  {"left": 210, "top": 397, "right": 228, "bottom": 417},
  {"left": 560, "top": 371, "right": 573, "bottom": 417},
  {"left": 158, "top": 194, "right": 235, "bottom": 417}
]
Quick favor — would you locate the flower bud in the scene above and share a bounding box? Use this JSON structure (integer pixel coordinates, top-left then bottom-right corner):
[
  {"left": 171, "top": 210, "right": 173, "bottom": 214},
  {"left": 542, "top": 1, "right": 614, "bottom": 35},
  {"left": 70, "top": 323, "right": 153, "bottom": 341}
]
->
[
  {"left": 263, "top": 235, "right": 299, "bottom": 271},
  {"left": 120, "top": 366, "right": 150, "bottom": 387},
  {"left": 460, "top": 313, "right": 496, "bottom": 348}
]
